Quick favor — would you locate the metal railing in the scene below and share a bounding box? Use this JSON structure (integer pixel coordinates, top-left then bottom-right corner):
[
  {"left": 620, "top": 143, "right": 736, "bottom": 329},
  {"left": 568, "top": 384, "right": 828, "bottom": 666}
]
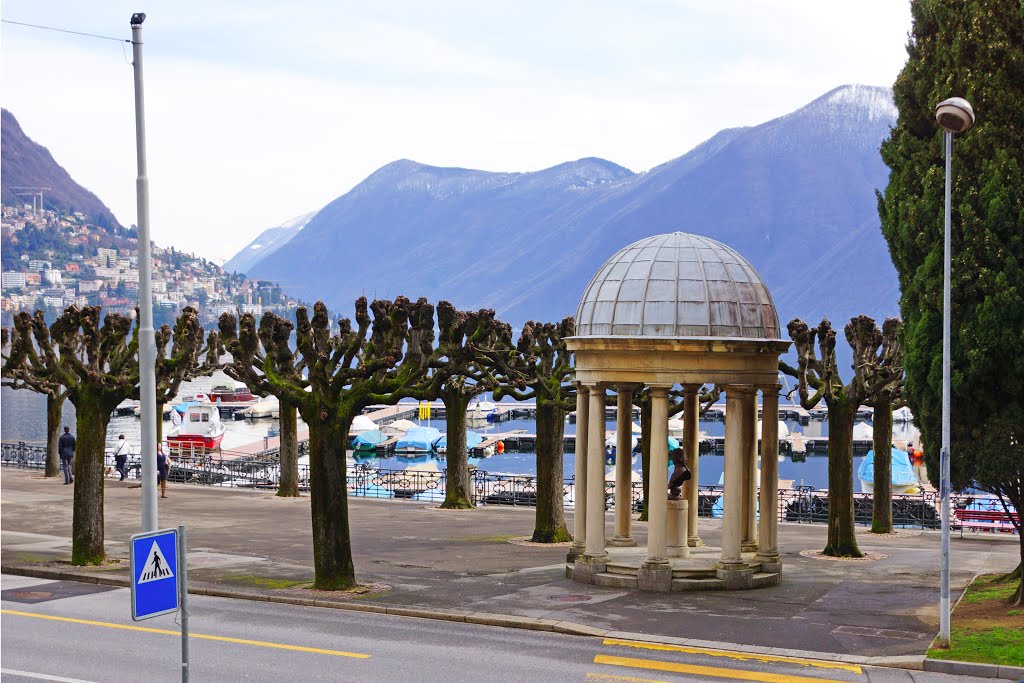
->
[{"left": 2, "top": 441, "right": 1012, "bottom": 533}]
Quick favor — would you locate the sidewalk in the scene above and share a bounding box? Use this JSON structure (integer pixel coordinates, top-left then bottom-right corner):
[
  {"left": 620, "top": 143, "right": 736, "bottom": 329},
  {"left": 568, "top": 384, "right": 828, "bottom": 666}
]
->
[{"left": 2, "top": 467, "right": 1019, "bottom": 663}]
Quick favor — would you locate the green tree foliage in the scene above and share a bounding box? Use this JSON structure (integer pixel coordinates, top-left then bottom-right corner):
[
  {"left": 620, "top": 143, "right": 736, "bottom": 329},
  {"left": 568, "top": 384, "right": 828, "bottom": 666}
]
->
[{"left": 878, "top": 0, "right": 1023, "bottom": 600}]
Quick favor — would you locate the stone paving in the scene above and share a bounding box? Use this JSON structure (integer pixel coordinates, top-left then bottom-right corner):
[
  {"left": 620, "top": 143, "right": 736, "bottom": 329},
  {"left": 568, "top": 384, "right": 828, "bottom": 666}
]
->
[{"left": 1, "top": 466, "right": 1018, "bottom": 659}]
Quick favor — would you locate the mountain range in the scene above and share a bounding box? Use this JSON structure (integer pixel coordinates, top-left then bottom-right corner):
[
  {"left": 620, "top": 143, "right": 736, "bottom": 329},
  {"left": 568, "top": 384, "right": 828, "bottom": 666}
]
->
[
  {"left": 240, "top": 85, "right": 901, "bottom": 334},
  {"left": 1, "top": 109, "right": 122, "bottom": 231}
]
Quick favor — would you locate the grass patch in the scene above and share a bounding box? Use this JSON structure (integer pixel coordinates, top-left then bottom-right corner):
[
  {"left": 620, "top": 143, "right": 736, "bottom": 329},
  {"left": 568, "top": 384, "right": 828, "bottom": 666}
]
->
[
  {"left": 225, "top": 575, "right": 308, "bottom": 590},
  {"left": 928, "top": 573, "right": 1024, "bottom": 667}
]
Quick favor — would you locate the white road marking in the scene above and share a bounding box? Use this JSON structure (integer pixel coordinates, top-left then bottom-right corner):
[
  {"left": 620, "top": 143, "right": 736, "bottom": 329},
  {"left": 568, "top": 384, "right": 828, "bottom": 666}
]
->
[{"left": 0, "top": 669, "right": 98, "bottom": 683}]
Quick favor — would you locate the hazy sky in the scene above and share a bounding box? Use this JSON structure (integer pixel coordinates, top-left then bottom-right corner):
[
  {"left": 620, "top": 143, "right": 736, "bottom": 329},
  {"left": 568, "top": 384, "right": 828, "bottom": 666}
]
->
[{"left": 2, "top": 1, "right": 912, "bottom": 263}]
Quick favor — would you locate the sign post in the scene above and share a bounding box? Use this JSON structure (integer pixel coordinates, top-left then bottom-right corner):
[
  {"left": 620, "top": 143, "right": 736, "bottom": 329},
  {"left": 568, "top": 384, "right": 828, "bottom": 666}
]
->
[{"left": 130, "top": 526, "right": 189, "bottom": 681}]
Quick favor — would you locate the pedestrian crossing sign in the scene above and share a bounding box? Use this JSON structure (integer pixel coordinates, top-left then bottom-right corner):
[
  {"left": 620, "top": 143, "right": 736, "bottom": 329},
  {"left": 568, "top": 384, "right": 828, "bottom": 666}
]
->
[{"left": 130, "top": 528, "right": 179, "bottom": 620}]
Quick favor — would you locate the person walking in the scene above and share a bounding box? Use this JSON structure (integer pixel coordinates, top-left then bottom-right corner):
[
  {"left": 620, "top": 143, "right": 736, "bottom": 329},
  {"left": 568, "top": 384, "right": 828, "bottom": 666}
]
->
[
  {"left": 908, "top": 443, "right": 927, "bottom": 485},
  {"left": 58, "top": 426, "right": 75, "bottom": 485},
  {"left": 156, "top": 444, "right": 170, "bottom": 498},
  {"left": 112, "top": 434, "right": 132, "bottom": 481}
]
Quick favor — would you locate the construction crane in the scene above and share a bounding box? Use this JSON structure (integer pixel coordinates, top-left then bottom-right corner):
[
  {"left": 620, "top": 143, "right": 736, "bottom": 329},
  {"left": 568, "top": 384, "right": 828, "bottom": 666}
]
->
[{"left": 9, "top": 186, "right": 52, "bottom": 214}]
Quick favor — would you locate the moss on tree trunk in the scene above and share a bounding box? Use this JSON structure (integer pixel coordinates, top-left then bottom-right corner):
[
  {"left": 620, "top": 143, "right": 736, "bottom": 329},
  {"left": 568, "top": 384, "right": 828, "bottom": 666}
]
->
[
  {"left": 824, "top": 396, "right": 863, "bottom": 557},
  {"left": 638, "top": 401, "right": 652, "bottom": 522},
  {"left": 277, "top": 400, "right": 300, "bottom": 497},
  {"left": 532, "top": 401, "right": 571, "bottom": 542},
  {"left": 871, "top": 399, "right": 894, "bottom": 534},
  {"left": 440, "top": 389, "right": 474, "bottom": 509},
  {"left": 307, "top": 407, "right": 356, "bottom": 589},
  {"left": 45, "top": 393, "right": 62, "bottom": 478},
  {"left": 71, "top": 395, "right": 112, "bottom": 565}
]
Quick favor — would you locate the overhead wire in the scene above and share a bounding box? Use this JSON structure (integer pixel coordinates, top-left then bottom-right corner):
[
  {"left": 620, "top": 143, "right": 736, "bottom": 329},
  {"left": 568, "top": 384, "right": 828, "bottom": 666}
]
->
[{"left": 1, "top": 18, "right": 130, "bottom": 43}]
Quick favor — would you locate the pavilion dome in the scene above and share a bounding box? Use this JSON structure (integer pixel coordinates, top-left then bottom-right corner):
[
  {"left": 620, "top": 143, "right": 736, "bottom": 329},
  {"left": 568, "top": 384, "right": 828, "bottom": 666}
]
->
[{"left": 575, "top": 232, "right": 781, "bottom": 338}]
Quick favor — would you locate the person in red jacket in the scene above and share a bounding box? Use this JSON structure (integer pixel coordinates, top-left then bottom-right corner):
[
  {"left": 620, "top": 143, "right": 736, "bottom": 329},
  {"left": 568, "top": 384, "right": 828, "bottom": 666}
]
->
[{"left": 908, "top": 443, "right": 927, "bottom": 484}]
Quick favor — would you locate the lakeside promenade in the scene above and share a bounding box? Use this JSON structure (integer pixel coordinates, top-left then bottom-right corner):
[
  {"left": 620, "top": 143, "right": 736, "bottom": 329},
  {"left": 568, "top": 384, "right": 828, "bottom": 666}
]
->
[{"left": 2, "top": 467, "right": 1018, "bottom": 665}]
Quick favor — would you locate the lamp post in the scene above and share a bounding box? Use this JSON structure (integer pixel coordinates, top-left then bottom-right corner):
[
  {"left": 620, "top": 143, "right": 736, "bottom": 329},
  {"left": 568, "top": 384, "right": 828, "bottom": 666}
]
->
[
  {"left": 131, "top": 12, "right": 159, "bottom": 532},
  {"left": 934, "top": 96, "right": 975, "bottom": 649}
]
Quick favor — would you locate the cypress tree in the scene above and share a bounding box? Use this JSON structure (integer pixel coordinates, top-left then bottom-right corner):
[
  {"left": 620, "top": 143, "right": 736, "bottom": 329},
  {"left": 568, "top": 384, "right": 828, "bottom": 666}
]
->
[{"left": 878, "top": 0, "right": 1023, "bottom": 601}]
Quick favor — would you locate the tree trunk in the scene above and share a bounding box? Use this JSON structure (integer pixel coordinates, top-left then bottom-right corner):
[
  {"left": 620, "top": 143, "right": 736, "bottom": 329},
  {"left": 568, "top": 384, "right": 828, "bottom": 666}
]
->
[
  {"left": 277, "top": 400, "right": 299, "bottom": 497},
  {"left": 156, "top": 402, "right": 164, "bottom": 445},
  {"left": 824, "top": 396, "right": 863, "bottom": 557},
  {"left": 307, "top": 407, "right": 355, "bottom": 589},
  {"left": 638, "top": 401, "right": 652, "bottom": 522},
  {"left": 440, "top": 389, "right": 473, "bottom": 509},
  {"left": 71, "top": 395, "right": 112, "bottom": 565},
  {"left": 532, "top": 401, "right": 570, "bottom": 542},
  {"left": 1009, "top": 561, "right": 1023, "bottom": 608},
  {"left": 45, "top": 392, "right": 62, "bottom": 478},
  {"left": 870, "top": 399, "right": 893, "bottom": 534}
]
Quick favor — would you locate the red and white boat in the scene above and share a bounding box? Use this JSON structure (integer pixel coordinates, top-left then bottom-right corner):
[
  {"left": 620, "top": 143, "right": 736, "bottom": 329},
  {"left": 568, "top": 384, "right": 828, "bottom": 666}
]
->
[
  {"left": 167, "top": 404, "right": 226, "bottom": 453},
  {"left": 208, "top": 382, "right": 257, "bottom": 404}
]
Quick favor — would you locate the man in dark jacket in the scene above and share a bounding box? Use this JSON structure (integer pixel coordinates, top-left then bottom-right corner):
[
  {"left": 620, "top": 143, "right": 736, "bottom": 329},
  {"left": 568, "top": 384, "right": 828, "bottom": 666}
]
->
[{"left": 58, "top": 426, "right": 75, "bottom": 485}]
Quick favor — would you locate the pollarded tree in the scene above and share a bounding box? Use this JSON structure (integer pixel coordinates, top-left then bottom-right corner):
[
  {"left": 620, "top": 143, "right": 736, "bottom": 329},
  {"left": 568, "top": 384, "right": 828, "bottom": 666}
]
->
[
  {"left": 1, "top": 306, "right": 208, "bottom": 564},
  {"left": 863, "top": 317, "right": 904, "bottom": 535},
  {"left": 878, "top": 0, "right": 1023, "bottom": 602},
  {"left": 2, "top": 341, "right": 67, "bottom": 478},
  {"left": 219, "top": 298, "right": 436, "bottom": 589},
  {"left": 782, "top": 316, "right": 902, "bottom": 557},
  {"left": 154, "top": 307, "right": 221, "bottom": 446},
  {"left": 219, "top": 313, "right": 304, "bottom": 498},
  {"left": 428, "top": 303, "right": 515, "bottom": 509},
  {"left": 494, "top": 318, "right": 574, "bottom": 543}
]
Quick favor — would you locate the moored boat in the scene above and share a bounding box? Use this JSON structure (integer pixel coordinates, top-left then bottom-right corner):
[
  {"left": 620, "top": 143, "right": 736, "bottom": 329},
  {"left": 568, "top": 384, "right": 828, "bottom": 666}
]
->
[
  {"left": 167, "top": 404, "right": 226, "bottom": 453},
  {"left": 209, "top": 383, "right": 257, "bottom": 403},
  {"left": 395, "top": 426, "right": 442, "bottom": 453},
  {"left": 859, "top": 447, "right": 919, "bottom": 494}
]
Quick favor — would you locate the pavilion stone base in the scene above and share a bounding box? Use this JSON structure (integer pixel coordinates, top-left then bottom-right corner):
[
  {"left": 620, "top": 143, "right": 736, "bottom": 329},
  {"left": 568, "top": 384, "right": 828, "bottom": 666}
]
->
[{"left": 568, "top": 546, "right": 781, "bottom": 592}]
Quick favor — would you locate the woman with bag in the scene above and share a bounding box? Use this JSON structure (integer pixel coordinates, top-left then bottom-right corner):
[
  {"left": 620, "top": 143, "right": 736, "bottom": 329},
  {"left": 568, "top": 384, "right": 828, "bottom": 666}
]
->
[{"left": 113, "top": 434, "right": 132, "bottom": 481}]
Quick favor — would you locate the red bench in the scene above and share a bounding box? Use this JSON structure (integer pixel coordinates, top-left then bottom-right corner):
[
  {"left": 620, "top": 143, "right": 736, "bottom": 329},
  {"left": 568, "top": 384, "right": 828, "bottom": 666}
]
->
[{"left": 955, "top": 509, "right": 1020, "bottom": 537}]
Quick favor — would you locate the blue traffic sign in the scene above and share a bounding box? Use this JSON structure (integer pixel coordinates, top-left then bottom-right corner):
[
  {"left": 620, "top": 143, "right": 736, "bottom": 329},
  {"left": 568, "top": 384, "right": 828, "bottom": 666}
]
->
[{"left": 130, "top": 528, "right": 179, "bottom": 621}]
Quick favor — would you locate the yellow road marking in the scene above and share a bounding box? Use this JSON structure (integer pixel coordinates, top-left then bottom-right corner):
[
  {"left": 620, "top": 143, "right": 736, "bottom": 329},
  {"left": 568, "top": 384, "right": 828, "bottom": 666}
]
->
[
  {"left": 594, "top": 655, "right": 853, "bottom": 683},
  {"left": 0, "top": 609, "right": 370, "bottom": 659},
  {"left": 586, "top": 672, "right": 674, "bottom": 683},
  {"left": 603, "top": 639, "right": 862, "bottom": 674}
]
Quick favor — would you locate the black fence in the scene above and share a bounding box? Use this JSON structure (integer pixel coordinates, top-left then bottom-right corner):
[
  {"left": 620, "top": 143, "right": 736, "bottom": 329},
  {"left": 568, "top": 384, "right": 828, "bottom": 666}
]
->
[{"left": 0, "top": 440, "right": 1006, "bottom": 532}]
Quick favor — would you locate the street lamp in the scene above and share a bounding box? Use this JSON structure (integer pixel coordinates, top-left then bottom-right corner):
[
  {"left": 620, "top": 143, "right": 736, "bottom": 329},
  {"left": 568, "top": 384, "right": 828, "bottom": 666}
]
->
[
  {"left": 131, "top": 12, "right": 159, "bottom": 532},
  {"left": 934, "top": 96, "right": 974, "bottom": 649}
]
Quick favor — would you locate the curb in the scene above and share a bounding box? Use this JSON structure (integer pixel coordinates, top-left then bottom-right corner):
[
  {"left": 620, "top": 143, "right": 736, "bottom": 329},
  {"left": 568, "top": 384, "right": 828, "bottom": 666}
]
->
[
  {"left": 924, "top": 658, "right": 1024, "bottom": 681},
  {"left": 2, "top": 563, "right": 1005, "bottom": 677}
]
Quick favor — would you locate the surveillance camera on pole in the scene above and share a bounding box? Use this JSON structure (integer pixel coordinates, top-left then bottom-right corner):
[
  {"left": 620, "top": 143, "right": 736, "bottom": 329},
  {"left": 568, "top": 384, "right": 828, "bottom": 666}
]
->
[{"left": 934, "top": 95, "right": 974, "bottom": 650}]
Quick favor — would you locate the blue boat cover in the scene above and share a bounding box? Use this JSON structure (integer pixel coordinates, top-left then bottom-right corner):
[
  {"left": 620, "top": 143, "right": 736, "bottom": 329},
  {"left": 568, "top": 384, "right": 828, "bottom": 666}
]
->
[
  {"left": 436, "top": 431, "right": 484, "bottom": 450},
  {"left": 396, "top": 426, "right": 442, "bottom": 451},
  {"left": 353, "top": 429, "right": 385, "bottom": 449},
  {"left": 859, "top": 447, "right": 917, "bottom": 486}
]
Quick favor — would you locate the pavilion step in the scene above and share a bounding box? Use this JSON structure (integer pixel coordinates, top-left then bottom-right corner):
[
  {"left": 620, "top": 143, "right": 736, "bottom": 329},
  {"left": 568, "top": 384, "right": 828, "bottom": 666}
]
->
[
  {"left": 605, "top": 563, "right": 639, "bottom": 575},
  {"left": 751, "top": 572, "right": 781, "bottom": 588},
  {"left": 672, "top": 577, "right": 726, "bottom": 592},
  {"left": 671, "top": 568, "right": 718, "bottom": 579},
  {"left": 594, "top": 572, "right": 638, "bottom": 589}
]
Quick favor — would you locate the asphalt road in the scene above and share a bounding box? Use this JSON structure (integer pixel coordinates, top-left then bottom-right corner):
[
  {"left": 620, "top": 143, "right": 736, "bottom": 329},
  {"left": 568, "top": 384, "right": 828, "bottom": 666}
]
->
[{"left": 0, "top": 574, "right": 997, "bottom": 683}]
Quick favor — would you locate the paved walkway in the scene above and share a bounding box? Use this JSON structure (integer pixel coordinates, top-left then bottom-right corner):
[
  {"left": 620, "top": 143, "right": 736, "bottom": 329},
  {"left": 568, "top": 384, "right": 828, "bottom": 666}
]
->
[{"left": 1, "top": 467, "right": 1018, "bottom": 660}]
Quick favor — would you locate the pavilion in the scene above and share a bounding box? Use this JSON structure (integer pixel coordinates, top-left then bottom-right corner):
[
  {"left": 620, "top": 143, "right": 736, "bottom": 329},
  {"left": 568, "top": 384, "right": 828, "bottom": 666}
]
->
[{"left": 565, "top": 232, "right": 790, "bottom": 591}]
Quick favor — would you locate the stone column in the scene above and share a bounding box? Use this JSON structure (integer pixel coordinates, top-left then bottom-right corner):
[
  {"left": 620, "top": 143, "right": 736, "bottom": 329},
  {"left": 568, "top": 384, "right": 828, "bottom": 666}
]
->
[
  {"left": 568, "top": 383, "right": 589, "bottom": 562},
  {"left": 683, "top": 384, "right": 702, "bottom": 547},
  {"left": 640, "top": 385, "right": 672, "bottom": 591},
  {"left": 718, "top": 385, "right": 751, "bottom": 570},
  {"left": 741, "top": 390, "right": 759, "bottom": 552},
  {"left": 756, "top": 385, "right": 782, "bottom": 572},
  {"left": 610, "top": 385, "right": 637, "bottom": 546},
  {"left": 583, "top": 384, "right": 608, "bottom": 563}
]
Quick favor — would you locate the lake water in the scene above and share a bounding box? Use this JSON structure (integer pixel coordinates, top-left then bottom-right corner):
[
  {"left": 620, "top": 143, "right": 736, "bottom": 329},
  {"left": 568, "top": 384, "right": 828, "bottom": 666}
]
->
[{"left": 1, "top": 374, "right": 920, "bottom": 491}]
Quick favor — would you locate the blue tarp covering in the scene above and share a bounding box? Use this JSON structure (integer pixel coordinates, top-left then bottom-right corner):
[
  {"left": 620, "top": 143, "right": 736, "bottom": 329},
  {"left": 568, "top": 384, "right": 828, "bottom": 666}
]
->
[
  {"left": 396, "top": 426, "right": 442, "bottom": 452},
  {"left": 436, "top": 431, "right": 484, "bottom": 450},
  {"left": 353, "top": 429, "right": 385, "bottom": 450},
  {"left": 859, "top": 447, "right": 917, "bottom": 486}
]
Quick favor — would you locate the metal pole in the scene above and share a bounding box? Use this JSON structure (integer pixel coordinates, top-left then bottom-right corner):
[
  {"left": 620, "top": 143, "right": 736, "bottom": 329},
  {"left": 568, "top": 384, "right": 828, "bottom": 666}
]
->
[
  {"left": 132, "top": 15, "right": 159, "bottom": 533},
  {"left": 939, "top": 129, "right": 953, "bottom": 648},
  {"left": 178, "top": 525, "right": 190, "bottom": 682}
]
